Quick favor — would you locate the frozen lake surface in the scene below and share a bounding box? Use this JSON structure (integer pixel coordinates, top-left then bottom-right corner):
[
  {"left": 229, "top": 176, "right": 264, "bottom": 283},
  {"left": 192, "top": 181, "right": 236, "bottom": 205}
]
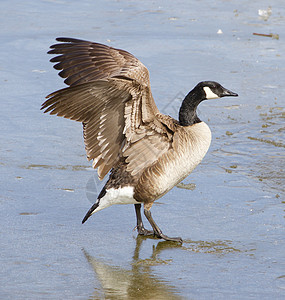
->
[{"left": 1, "top": 0, "right": 284, "bottom": 299}]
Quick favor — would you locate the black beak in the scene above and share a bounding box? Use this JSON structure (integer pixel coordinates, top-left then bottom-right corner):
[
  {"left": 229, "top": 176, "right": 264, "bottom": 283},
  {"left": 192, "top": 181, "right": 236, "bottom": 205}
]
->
[{"left": 221, "top": 88, "right": 238, "bottom": 97}]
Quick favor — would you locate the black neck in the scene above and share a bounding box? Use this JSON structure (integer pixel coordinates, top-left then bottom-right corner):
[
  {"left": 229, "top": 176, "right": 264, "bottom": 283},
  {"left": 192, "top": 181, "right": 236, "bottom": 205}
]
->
[{"left": 179, "top": 89, "right": 204, "bottom": 126}]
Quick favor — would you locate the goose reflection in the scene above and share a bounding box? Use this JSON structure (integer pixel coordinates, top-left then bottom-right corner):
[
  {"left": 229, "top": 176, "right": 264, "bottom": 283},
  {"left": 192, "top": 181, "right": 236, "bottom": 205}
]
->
[{"left": 83, "top": 237, "right": 182, "bottom": 300}]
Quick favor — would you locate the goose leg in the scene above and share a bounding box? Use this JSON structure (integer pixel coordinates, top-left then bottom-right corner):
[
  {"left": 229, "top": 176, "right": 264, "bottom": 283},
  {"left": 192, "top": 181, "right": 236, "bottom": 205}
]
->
[
  {"left": 134, "top": 204, "right": 153, "bottom": 236},
  {"left": 144, "top": 208, "right": 183, "bottom": 243}
]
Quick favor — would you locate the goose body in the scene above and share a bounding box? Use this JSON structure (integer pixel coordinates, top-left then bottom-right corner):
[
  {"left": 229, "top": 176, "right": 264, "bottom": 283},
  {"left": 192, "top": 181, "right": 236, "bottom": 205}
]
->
[
  {"left": 134, "top": 122, "right": 212, "bottom": 203},
  {"left": 42, "top": 38, "right": 238, "bottom": 242}
]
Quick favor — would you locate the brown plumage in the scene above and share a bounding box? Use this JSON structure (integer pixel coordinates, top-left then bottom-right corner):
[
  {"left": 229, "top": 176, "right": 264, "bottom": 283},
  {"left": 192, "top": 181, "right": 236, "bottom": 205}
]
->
[{"left": 42, "top": 37, "right": 238, "bottom": 243}]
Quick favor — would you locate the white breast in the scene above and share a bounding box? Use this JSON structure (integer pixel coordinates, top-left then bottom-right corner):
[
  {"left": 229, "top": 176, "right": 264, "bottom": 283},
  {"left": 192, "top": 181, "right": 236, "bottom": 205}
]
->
[{"left": 153, "top": 122, "right": 212, "bottom": 199}]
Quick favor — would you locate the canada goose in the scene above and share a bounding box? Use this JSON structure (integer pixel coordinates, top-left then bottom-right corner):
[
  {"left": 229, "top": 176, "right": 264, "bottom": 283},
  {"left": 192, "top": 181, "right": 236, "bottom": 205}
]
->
[{"left": 42, "top": 37, "right": 238, "bottom": 243}]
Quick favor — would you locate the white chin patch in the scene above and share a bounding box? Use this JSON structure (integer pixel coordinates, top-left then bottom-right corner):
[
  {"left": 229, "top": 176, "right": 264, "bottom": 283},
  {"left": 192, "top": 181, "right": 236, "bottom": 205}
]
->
[{"left": 203, "top": 87, "right": 219, "bottom": 99}]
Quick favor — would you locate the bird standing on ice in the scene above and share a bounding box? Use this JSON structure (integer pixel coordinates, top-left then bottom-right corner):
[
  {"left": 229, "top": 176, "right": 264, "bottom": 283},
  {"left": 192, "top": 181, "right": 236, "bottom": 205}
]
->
[{"left": 42, "top": 38, "right": 238, "bottom": 243}]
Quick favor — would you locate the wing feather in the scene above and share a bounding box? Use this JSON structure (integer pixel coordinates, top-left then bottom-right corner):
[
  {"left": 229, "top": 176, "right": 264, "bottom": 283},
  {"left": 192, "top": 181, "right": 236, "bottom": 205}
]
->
[
  {"left": 43, "top": 38, "right": 176, "bottom": 180},
  {"left": 48, "top": 37, "right": 150, "bottom": 87}
]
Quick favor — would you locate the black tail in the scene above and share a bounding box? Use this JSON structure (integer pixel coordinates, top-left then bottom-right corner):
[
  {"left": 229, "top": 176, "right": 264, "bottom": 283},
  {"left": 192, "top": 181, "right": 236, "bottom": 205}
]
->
[
  {"left": 82, "top": 186, "right": 107, "bottom": 224},
  {"left": 82, "top": 201, "right": 100, "bottom": 224}
]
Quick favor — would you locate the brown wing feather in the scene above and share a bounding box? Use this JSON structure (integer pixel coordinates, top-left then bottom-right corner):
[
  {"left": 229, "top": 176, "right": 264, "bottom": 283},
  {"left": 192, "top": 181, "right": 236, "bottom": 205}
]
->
[
  {"left": 42, "top": 79, "right": 132, "bottom": 179},
  {"left": 48, "top": 37, "right": 150, "bottom": 87},
  {"left": 121, "top": 84, "right": 174, "bottom": 176},
  {"left": 43, "top": 39, "right": 175, "bottom": 180}
]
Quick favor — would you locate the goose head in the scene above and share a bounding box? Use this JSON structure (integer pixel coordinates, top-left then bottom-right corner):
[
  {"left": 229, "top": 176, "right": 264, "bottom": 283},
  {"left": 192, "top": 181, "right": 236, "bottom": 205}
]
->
[
  {"left": 179, "top": 81, "right": 238, "bottom": 126},
  {"left": 196, "top": 81, "right": 238, "bottom": 100}
]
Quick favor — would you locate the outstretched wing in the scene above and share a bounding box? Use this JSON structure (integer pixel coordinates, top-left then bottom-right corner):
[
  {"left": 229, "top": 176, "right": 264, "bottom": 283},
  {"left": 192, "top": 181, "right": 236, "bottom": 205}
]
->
[
  {"left": 42, "top": 38, "right": 175, "bottom": 180},
  {"left": 48, "top": 37, "right": 151, "bottom": 87}
]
